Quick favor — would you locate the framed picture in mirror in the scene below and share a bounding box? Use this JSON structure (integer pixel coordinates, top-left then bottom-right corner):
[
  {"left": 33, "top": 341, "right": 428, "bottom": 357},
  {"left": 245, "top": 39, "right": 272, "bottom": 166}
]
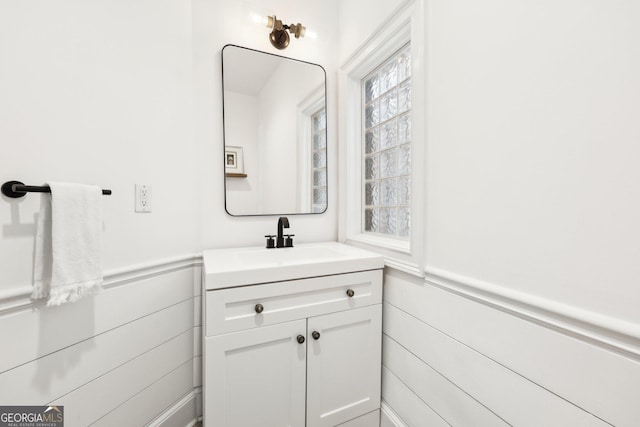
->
[{"left": 225, "top": 146, "right": 246, "bottom": 177}]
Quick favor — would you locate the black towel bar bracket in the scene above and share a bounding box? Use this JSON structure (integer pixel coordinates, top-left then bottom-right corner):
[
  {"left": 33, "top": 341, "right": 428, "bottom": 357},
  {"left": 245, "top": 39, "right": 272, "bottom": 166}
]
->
[{"left": 1, "top": 181, "right": 112, "bottom": 199}]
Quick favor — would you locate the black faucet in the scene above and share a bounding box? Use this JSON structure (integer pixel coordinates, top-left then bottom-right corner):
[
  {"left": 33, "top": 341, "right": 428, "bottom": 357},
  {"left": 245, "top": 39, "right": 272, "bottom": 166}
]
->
[
  {"left": 265, "top": 217, "right": 294, "bottom": 249},
  {"left": 276, "top": 217, "right": 289, "bottom": 248}
]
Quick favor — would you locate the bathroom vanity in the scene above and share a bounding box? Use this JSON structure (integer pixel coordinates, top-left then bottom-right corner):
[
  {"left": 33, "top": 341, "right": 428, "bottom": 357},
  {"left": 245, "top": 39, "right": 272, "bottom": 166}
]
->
[{"left": 202, "top": 242, "right": 384, "bottom": 426}]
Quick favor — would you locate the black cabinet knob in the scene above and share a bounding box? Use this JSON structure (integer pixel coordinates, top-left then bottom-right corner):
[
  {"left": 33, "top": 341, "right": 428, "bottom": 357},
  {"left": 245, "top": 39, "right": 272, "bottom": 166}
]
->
[
  {"left": 312, "top": 331, "right": 321, "bottom": 340},
  {"left": 297, "top": 334, "right": 305, "bottom": 344},
  {"left": 346, "top": 289, "right": 355, "bottom": 297},
  {"left": 255, "top": 303, "right": 264, "bottom": 314}
]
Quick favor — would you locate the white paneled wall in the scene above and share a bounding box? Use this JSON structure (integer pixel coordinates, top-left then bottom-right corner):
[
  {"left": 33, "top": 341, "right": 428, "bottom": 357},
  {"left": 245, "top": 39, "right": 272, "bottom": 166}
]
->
[
  {"left": 382, "top": 268, "right": 639, "bottom": 426},
  {"left": 0, "top": 263, "right": 202, "bottom": 427}
]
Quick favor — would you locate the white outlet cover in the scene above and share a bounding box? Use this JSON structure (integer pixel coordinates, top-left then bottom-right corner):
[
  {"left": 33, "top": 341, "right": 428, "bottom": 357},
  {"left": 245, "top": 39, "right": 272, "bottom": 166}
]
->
[{"left": 135, "top": 184, "right": 152, "bottom": 213}]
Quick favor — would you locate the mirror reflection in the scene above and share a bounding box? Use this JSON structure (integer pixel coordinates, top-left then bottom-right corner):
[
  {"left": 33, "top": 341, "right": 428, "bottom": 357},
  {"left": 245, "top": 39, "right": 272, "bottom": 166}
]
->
[{"left": 222, "top": 44, "right": 327, "bottom": 216}]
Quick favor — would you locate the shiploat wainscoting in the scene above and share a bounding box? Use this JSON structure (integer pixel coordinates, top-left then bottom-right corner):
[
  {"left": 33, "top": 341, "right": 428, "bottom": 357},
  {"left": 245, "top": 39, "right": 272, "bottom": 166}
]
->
[
  {"left": 0, "top": 257, "right": 203, "bottom": 426},
  {"left": 380, "top": 266, "right": 640, "bottom": 426}
]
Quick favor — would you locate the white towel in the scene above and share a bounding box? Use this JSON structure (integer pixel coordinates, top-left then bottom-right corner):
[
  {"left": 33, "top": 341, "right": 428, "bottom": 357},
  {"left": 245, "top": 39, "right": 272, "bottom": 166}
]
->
[{"left": 32, "top": 182, "right": 104, "bottom": 306}]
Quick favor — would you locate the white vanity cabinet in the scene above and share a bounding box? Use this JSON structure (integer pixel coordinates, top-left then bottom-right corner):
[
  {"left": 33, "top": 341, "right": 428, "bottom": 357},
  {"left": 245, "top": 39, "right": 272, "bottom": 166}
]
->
[
  {"left": 202, "top": 244, "right": 384, "bottom": 427},
  {"left": 305, "top": 304, "right": 382, "bottom": 426},
  {"left": 206, "top": 319, "right": 307, "bottom": 426}
]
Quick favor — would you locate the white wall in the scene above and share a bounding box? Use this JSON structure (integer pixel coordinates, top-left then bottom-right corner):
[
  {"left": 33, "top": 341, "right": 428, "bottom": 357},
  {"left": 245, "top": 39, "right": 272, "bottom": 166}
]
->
[
  {"left": 0, "top": 0, "right": 198, "bottom": 294},
  {"left": 194, "top": 0, "right": 339, "bottom": 247},
  {"left": 425, "top": 0, "right": 640, "bottom": 323},
  {"left": 338, "top": 0, "right": 407, "bottom": 65},
  {"left": 258, "top": 60, "right": 325, "bottom": 214},
  {"left": 224, "top": 91, "right": 260, "bottom": 214},
  {"left": 338, "top": 0, "right": 640, "bottom": 426}
]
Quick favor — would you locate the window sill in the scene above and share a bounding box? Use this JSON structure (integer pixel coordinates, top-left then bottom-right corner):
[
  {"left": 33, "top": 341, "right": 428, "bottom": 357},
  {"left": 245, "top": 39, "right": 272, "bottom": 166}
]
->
[
  {"left": 344, "top": 235, "right": 423, "bottom": 278},
  {"left": 346, "top": 233, "right": 410, "bottom": 255}
]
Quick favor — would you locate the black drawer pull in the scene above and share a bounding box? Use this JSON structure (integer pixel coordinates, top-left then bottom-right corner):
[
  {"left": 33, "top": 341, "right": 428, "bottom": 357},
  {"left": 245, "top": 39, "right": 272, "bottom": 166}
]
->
[{"left": 255, "top": 303, "right": 264, "bottom": 314}]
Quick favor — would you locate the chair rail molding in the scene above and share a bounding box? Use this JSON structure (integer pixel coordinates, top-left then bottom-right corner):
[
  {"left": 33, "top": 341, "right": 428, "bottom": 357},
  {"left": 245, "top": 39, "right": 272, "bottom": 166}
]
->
[
  {"left": 0, "top": 254, "right": 203, "bottom": 315},
  {"left": 424, "top": 266, "right": 640, "bottom": 361}
]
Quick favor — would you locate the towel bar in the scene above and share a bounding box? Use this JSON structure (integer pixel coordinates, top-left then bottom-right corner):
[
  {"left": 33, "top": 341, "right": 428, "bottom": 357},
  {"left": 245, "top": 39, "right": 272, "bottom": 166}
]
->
[{"left": 1, "top": 181, "right": 112, "bottom": 198}]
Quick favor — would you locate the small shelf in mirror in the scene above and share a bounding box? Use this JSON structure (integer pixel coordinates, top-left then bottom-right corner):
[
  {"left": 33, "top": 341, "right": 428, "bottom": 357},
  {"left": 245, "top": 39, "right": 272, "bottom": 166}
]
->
[{"left": 226, "top": 173, "right": 247, "bottom": 178}]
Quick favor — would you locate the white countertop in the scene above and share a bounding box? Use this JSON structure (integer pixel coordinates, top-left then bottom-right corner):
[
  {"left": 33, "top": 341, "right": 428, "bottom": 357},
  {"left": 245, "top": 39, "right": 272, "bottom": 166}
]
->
[{"left": 203, "top": 242, "right": 384, "bottom": 290}]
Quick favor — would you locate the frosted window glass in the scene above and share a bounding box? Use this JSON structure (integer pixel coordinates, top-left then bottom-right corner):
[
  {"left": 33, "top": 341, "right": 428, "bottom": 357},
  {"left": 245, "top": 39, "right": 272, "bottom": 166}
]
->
[
  {"left": 314, "top": 149, "right": 326, "bottom": 168},
  {"left": 365, "top": 75, "right": 379, "bottom": 103},
  {"left": 379, "top": 89, "right": 398, "bottom": 122},
  {"left": 380, "top": 119, "right": 398, "bottom": 149},
  {"left": 313, "top": 187, "right": 327, "bottom": 205},
  {"left": 397, "top": 144, "right": 411, "bottom": 175},
  {"left": 314, "top": 110, "right": 326, "bottom": 131},
  {"left": 365, "top": 102, "right": 379, "bottom": 128},
  {"left": 379, "top": 208, "right": 397, "bottom": 234},
  {"left": 398, "top": 81, "right": 411, "bottom": 113},
  {"left": 365, "top": 129, "right": 379, "bottom": 154},
  {"left": 365, "top": 182, "right": 379, "bottom": 206},
  {"left": 312, "top": 108, "right": 327, "bottom": 212},
  {"left": 380, "top": 178, "right": 397, "bottom": 206},
  {"left": 380, "top": 61, "right": 398, "bottom": 93},
  {"left": 398, "top": 176, "right": 410, "bottom": 206},
  {"left": 361, "top": 44, "right": 411, "bottom": 239},
  {"left": 314, "top": 132, "right": 326, "bottom": 150},
  {"left": 398, "top": 48, "right": 411, "bottom": 82},
  {"left": 365, "top": 209, "right": 378, "bottom": 232},
  {"left": 314, "top": 169, "right": 327, "bottom": 186},
  {"left": 398, "top": 113, "right": 411, "bottom": 144},
  {"left": 365, "top": 155, "right": 379, "bottom": 180},
  {"left": 380, "top": 149, "right": 397, "bottom": 178},
  {"left": 397, "top": 208, "right": 410, "bottom": 237}
]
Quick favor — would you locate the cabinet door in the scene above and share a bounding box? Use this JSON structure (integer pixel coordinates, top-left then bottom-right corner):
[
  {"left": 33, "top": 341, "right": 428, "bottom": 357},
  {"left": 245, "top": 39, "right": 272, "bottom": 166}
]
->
[
  {"left": 204, "top": 319, "right": 307, "bottom": 427},
  {"left": 306, "top": 305, "right": 382, "bottom": 427}
]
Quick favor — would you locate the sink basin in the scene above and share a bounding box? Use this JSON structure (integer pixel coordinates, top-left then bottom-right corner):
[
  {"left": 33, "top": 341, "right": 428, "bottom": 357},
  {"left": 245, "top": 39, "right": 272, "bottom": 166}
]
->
[
  {"left": 203, "top": 242, "right": 384, "bottom": 289},
  {"left": 239, "top": 246, "right": 344, "bottom": 265}
]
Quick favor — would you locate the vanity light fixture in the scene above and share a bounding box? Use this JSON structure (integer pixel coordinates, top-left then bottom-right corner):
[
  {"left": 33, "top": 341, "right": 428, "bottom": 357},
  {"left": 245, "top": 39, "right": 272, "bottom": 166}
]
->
[{"left": 266, "top": 15, "right": 306, "bottom": 50}]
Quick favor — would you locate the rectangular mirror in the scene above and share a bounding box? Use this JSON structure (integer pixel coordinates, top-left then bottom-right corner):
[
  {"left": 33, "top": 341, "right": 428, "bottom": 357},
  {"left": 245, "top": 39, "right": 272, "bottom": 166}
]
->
[{"left": 222, "top": 44, "right": 327, "bottom": 216}]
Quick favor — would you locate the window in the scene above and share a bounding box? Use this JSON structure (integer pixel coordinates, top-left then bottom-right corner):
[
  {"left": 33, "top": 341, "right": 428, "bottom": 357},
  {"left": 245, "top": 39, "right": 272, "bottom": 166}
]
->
[
  {"left": 362, "top": 45, "right": 411, "bottom": 238},
  {"left": 311, "top": 108, "right": 327, "bottom": 213},
  {"left": 340, "top": 1, "right": 423, "bottom": 268},
  {"left": 296, "top": 84, "right": 325, "bottom": 213}
]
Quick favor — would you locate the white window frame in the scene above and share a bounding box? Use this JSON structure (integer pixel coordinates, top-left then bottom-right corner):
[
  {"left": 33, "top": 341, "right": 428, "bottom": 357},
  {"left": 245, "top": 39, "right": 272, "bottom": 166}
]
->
[{"left": 339, "top": 0, "right": 425, "bottom": 274}]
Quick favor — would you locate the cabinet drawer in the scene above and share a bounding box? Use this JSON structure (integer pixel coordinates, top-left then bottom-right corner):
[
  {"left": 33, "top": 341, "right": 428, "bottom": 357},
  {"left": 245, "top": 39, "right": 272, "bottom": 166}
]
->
[{"left": 205, "top": 270, "right": 382, "bottom": 336}]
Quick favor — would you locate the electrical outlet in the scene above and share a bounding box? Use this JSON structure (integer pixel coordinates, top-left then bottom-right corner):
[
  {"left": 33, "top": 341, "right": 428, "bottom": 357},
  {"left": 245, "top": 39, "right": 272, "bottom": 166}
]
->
[{"left": 135, "top": 184, "right": 152, "bottom": 213}]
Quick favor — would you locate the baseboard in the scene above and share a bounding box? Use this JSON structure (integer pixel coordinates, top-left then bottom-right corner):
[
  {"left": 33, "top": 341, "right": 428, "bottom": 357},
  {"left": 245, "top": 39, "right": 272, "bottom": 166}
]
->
[
  {"left": 380, "top": 401, "right": 408, "bottom": 427},
  {"left": 147, "top": 388, "right": 201, "bottom": 427}
]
